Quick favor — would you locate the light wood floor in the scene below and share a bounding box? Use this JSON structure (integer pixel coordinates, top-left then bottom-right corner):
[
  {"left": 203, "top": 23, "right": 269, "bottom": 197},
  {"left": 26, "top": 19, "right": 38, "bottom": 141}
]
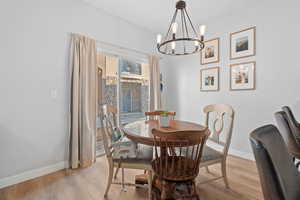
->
[{"left": 0, "top": 156, "right": 263, "bottom": 200}]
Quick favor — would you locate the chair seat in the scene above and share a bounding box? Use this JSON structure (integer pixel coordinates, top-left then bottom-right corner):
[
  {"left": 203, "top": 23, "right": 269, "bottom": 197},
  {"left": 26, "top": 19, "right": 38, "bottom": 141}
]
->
[
  {"left": 113, "top": 144, "right": 153, "bottom": 165},
  {"left": 201, "top": 145, "right": 223, "bottom": 162}
]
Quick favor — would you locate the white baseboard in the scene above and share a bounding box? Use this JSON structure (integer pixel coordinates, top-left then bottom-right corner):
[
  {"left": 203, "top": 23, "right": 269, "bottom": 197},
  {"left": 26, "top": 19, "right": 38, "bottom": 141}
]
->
[
  {"left": 0, "top": 161, "right": 68, "bottom": 189},
  {"left": 0, "top": 145, "right": 255, "bottom": 190},
  {"left": 207, "top": 141, "right": 255, "bottom": 161},
  {"left": 228, "top": 148, "right": 255, "bottom": 161}
]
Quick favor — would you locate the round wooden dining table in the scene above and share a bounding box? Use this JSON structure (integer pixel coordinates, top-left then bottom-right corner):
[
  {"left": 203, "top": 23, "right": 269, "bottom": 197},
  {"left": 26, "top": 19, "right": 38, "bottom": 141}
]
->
[
  {"left": 122, "top": 119, "right": 208, "bottom": 146},
  {"left": 122, "top": 119, "right": 209, "bottom": 198}
]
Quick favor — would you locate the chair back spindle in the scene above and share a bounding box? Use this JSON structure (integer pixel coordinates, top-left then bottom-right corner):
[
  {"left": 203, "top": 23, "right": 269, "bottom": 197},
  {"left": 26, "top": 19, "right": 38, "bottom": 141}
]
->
[
  {"left": 152, "top": 129, "right": 209, "bottom": 181},
  {"left": 100, "top": 104, "right": 121, "bottom": 158},
  {"left": 203, "top": 104, "right": 234, "bottom": 157}
]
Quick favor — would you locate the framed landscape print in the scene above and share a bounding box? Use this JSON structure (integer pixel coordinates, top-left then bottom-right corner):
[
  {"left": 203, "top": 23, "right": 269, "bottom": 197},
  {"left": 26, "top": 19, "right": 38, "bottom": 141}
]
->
[
  {"left": 230, "top": 61, "right": 256, "bottom": 91},
  {"left": 200, "top": 67, "right": 219, "bottom": 91},
  {"left": 230, "top": 27, "right": 256, "bottom": 60},
  {"left": 201, "top": 38, "right": 220, "bottom": 65}
]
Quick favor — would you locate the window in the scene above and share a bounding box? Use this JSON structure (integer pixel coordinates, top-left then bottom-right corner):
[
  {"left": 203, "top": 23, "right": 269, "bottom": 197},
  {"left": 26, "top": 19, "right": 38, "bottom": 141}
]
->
[{"left": 120, "top": 59, "right": 142, "bottom": 75}]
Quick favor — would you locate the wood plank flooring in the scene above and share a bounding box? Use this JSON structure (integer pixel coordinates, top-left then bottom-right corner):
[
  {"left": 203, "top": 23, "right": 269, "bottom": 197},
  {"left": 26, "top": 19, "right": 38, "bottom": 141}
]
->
[{"left": 0, "top": 156, "right": 263, "bottom": 200}]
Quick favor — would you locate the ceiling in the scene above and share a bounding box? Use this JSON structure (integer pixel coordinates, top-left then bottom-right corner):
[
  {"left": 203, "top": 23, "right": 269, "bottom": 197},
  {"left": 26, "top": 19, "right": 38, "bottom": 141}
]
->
[{"left": 85, "top": 0, "right": 261, "bottom": 33}]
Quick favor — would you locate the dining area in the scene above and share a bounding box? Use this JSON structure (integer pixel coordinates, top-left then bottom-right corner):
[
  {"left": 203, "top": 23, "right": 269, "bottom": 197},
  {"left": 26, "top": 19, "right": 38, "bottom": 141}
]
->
[
  {"left": 99, "top": 104, "right": 236, "bottom": 199},
  {"left": 2, "top": 0, "right": 300, "bottom": 200}
]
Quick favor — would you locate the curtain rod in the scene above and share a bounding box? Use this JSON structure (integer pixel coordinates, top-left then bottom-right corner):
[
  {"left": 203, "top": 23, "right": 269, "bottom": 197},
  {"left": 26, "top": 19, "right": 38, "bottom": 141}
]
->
[{"left": 96, "top": 40, "right": 163, "bottom": 59}]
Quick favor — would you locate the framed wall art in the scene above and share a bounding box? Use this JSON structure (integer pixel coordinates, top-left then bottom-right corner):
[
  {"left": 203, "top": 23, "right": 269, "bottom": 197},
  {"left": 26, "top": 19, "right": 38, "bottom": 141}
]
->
[
  {"left": 230, "top": 27, "right": 256, "bottom": 60},
  {"left": 200, "top": 67, "right": 219, "bottom": 91},
  {"left": 201, "top": 38, "right": 220, "bottom": 65},
  {"left": 230, "top": 61, "right": 256, "bottom": 90}
]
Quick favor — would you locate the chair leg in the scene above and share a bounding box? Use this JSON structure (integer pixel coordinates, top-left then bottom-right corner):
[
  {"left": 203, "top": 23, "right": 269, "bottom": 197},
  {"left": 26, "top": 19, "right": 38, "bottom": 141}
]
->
[
  {"left": 296, "top": 161, "right": 300, "bottom": 169},
  {"left": 221, "top": 160, "right": 229, "bottom": 189},
  {"left": 114, "top": 166, "right": 120, "bottom": 179},
  {"left": 205, "top": 166, "right": 210, "bottom": 173},
  {"left": 104, "top": 161, "right": 114, "bottom": 198},
  {"left": 192, "top": 180, "right": 200, "bottom": 200},
  {"left": 160, "top": 180, "right": 168, "bottom": 200},
  {"left": 147, "top": 170, "right": 152, "bottom": 200},
  {"left": 121, "top": 167, "right": 127, "bottom": 192}
]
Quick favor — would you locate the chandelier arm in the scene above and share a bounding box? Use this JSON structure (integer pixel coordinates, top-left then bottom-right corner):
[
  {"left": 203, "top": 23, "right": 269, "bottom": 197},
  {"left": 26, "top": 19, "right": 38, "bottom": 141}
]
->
[
  {"left": 159, "top": 38, "right": 201, "bottom": 48},
  {"left": 158, "top": 47, "right": 201, "bottom": 56},
  {"left": 180, "top": 9, "right": 186, "bottom": 53},
  {"left": 184, "top": 8, "right": 199, "bottom": 38},
  {"left": 158, "top": 38, "right": 204, "bottom": 55}
]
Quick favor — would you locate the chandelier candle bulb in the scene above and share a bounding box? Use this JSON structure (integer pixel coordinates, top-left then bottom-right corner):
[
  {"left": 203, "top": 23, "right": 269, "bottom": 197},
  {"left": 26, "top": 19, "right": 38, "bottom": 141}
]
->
[
  {"left": 200, "top": 25, "right": 206, "bottom": 36},
  {"left": 172, "top": 22, "right": 178, "bottom": 33},
  {"left": 171, "top": 41, "right": 176, "bottom": 54},
  {"left": 156, "top": 34, "right": 162, "bottom": 44},
  {"left": 172, "top": 22, "right": 178, "bottom": 39},
  {"left": 171, "top": 41, "right": 176, "bottom": 49}
]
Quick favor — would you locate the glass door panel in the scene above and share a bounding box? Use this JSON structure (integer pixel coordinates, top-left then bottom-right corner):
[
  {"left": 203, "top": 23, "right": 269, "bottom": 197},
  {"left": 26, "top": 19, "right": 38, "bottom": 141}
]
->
[
  {"left": 119, "top": 58, "right": 150, "bottom": 125},
  {"left": 96, "top": 51, "right": 150, "bottom": 157},
  {"left": 96, "top": 53, "right": 119, "bottom": 156}
]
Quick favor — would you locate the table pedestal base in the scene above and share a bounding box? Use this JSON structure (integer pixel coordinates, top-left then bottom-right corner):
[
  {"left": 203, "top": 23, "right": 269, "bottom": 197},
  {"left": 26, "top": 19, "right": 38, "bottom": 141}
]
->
[
  {"left": 151, "top": 176, "right": 199, "bottom": 200},
  {"left": 135, "top": 174, "right": 148, "bottom": 185}
]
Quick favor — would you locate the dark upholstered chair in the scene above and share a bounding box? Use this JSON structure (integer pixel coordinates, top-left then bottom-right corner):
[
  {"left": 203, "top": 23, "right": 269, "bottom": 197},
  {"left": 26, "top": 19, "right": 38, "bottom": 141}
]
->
[
  {"left": 275, "top": 111, "right": 300, "bottom": 160},
  {"left": 282, "top": 106, "right": 300, "bottom": 144},
  {"left": 250, "top": 125, "right": 300, "bottom": 200}
]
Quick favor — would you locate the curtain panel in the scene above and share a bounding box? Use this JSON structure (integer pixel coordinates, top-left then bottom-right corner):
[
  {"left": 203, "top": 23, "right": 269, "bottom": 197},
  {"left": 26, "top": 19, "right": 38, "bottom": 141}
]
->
[
  {"left": 69, "top": 34, "right": 98, "bottom": 169},
  {"left": 149, "top": 56, "right": 161, "bottom": 110}
]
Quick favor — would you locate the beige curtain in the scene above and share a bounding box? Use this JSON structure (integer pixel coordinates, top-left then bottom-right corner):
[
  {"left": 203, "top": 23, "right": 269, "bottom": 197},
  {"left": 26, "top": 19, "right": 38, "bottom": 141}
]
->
[
  {"left": 69, "top": 34, "right": 98, "bottom": 169},
  {"left": 149, "top": 55, "right": 161, "bottom": 110}
]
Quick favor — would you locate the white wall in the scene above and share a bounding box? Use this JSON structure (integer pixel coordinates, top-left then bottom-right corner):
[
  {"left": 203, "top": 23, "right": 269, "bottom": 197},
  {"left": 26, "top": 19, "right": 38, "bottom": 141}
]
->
[
  {"left": 0, "top": 0, "right": 155, "bottom": 182},
  {"left": 162, "top": 0, "right": 300, "bottom": 157}
]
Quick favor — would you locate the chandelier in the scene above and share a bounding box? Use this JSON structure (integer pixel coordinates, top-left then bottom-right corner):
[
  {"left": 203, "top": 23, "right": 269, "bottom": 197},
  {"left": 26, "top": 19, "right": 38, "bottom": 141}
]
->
[{"left": 156, "top": 0, "right": 206, "bottom": 56}]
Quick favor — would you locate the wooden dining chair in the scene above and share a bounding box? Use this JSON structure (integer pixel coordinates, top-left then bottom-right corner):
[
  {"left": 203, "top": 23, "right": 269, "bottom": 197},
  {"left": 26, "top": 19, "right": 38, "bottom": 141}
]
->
[
  {"left": 199, "top": 104, "right": 235, "bottom": 188},
  {"left": 152, "top": 128, "right": 209, "bottom": 200},
  {"left": 100, "top": 104, "right": 153, "bottom": 199},
  {"left": 145, "top": 110, "right": 176, "bottom": 120}
]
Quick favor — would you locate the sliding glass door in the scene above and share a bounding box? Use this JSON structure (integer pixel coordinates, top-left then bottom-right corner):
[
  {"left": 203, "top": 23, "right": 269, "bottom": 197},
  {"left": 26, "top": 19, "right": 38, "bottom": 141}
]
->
[
  {"left": 100, "top": 54, "right": 150, "bottom": 125},
  {"left": 96, "top": 51, "right": 150, "bottom": 156}
]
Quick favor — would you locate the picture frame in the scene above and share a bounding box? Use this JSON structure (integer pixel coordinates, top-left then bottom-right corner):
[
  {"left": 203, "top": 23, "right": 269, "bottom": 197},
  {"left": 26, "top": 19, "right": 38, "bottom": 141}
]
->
[
  {"left": 230, "top": 61, "right": 256, "bottom": 91},
  {"left": 200, "top": 67, "right": 220, "bottom": 91},
  {"left": 230, "top": 27, "right": 256, "bottom": 60},
  {"left": 201, "top": 38, "right": 220, "bottom": 65}
]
